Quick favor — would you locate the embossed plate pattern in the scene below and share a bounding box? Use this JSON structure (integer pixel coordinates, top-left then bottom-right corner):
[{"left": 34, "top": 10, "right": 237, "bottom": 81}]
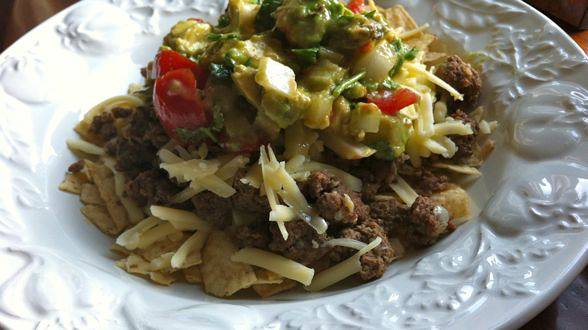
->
[{"left": 0, "top": 0, "right": 587, "bottom": 329}]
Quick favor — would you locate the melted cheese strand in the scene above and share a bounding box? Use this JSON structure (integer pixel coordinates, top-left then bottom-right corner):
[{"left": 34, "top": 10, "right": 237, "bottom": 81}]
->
[
  {"left": 231, "top": 248, "right": 314, "bottom": 286},
  {"left": 389, "top": 177, "right": 419, "bottom": 206},
  {"left": 150, "top": 205, "right": 211, "bottom": 231},
  {"left": 307, "top": 237, "right": 382, "bottom": 291}
]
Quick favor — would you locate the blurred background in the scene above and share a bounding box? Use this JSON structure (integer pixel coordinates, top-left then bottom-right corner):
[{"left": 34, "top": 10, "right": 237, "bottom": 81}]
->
[{"left": 0, "top": 0, "right": 586, "bottom": 329}]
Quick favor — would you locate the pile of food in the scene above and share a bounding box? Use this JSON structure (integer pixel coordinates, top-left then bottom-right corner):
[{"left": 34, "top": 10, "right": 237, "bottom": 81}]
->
[{"left": 60, "top": 0, "right": 496, "bottom": 298}]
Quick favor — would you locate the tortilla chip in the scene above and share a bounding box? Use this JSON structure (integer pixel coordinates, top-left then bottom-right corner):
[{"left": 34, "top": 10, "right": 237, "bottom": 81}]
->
[
  {"left": 254, "top": 269, "right": 284, "bottom": 285},
  {"left": 406, "top": 33, "right": 436, "bottom": 52},
  {"left": 59, "top": 173, "right": 86, "bottom": 194},
  {"left": 424, "top": 51, "right": 447, "bottom": 63},
  {"left": 184, "top": 265, "right": 203, "bottom": 284},
  {"left": 85, "top": 162, "right": 129, "bottom": 234},
  {"left": 431, "top": 184, "right": 471, "bottom": 220},
  {"left": 200, "top": 231, "right": 257, "bottom": 297},
  {"left": 149, "top": 271, "right": 176, "bottom": 286},
  {"left": 81, "top": 204, "right": 119, "bottom": 236},
  {"left": 380, "top": 5, "right": 418, "bottom": 30},
  {"left": 111, "top": 243, "right": 131, "bottom": 256},
  {"left": 80, "top": 183, "right": 104, "bottom": 205},
  {"left": 116, "top": 253, "right": 177, "bottom": 286},
  {"left": 137, "top": 235, "right": 187, "bottom": 261},
  {"left": 253, "top": 279, "right": 298, "bottom": 298},
  {"left": 117, "top": 254, "right": 151, "bottom": 275}
]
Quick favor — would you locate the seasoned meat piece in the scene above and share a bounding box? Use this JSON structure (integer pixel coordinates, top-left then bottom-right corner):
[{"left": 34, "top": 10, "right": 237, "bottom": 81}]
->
[
  {"left": 403, "top": 196, "right": 449, "bottom": 246},
  {"left": 68, "top": 159, "right": 85, "bottom": 173},
  {"left": 301, "top": 171, "right": 340, "bottom": 201},
  {"left": 268, "top": 220, "right": 329, "bottom": 266},
  {"left": 106, "top": 138, "right": 157, "bottom": 174},
  {"left": 398, "top": 162, "right": 448, "bottom": 196},
  {"left": 89, "top": 112, "right": 117, "bottom": 141},
  {"left": 450, "top": 110, "right": 480, "bottom": 160},
  {"left": 303, "top": 171, "right": 369, "bottom": 226},
  {"left": 126, "top": 106, "right": 169, "bottom": 149},
  {"left": 370, "top": 198, "right": 409, "bottom": 235},
  {"left": 353, "top": 158, "right": 400, "bottom": 202},
  {"left": 315, "top": 186, "right": 369, "bottom": 227},
  {"left": 192, "top": 191, "right": 232, "bottom": 228},
  {"left": 435, "top": 55, "right": 482, "bottom": 112},
  {"left": 229, "top": 222, "right": 271, "bottom": 249},
  {"left": 333, "top": 220, "right": 397, "bottom": 281},
  {"left": 126, "top": 169, "right": 180, "bottom": 206},
  {"left": 231, "top": 171, "right": 271, "bottom": 215}
]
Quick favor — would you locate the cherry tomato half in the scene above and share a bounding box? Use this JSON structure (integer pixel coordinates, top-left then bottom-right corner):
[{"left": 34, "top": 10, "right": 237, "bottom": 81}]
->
[
  {"left": 368, "top": 88, "right": 420, "bottom": 116},
  {"left": 348, "top": 0, "right": 366, "bottom": 14},
  {"left": 153, "top": 68, "right": 209, "bottom": 139},
  {"left": 153, "top": 50, "right": 208, "bottom": 88}
]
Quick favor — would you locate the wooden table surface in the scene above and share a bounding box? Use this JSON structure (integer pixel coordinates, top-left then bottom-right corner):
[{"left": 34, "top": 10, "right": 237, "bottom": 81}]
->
[{"left": 0, "top": 1, "right": 587, "bottom": 329}]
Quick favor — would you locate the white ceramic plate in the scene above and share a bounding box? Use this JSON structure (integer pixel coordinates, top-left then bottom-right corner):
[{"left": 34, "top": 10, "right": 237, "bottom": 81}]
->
[{"left": 1, "top": 0, "right": 587, "bottom": 329}]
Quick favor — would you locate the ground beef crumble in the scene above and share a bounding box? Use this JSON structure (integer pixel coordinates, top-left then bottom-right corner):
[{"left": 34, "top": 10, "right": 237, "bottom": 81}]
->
[
  {"left": 192, "top": 191, "right": 232, "bottom": 228},
  {"left": 125, "top": 169, "right": 180, "bottom": 207},
  {"left": 302, "top": 171, "right": 370, "bottom": 227},
  {"left": 268, "top": 220, "right": 330, "bottom": 266},
  {"left": 435, "top": 55, "right": 482, "bottom": 112},
  {"left": 401, "top": 196, "right": 449, "bottom": 246},
  {"left": 450, "top": 110, "right": 480, "bottom": 161}
]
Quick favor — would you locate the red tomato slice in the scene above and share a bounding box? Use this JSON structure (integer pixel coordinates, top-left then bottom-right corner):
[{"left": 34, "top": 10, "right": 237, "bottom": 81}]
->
[
  {"left": 368, "top": 88, "right": 420, "bottom": 116},
  {"left": 153, "top": 50, "right": 196, "bottom": 78},
  {"left": 188, "top": 18, "right": 204, "bottom": 23},
  {"left": 348, "top": 0, "right": 366, "bottom": 14},
  {"left": 153, "top": 68, "right": 209, "bottom": 139},
  {"left": 153, "top": 50, "right": 208, "bottom": 89}
]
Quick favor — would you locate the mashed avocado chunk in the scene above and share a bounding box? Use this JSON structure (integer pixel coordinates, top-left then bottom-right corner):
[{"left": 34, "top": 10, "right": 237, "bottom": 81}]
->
[{"left": 164, "top": 20, "right": 212, "bottom": 58}]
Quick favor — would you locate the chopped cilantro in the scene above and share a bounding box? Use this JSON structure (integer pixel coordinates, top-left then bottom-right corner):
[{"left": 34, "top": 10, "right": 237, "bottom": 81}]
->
[
  {"left": 176, "top": 108, "right": 225, "bottom": 144},
  {"left": 364, "top": 10, "right": 377, "bottom": 19},
  {"left": 333, "top": 71, "right": 366, "bottom": 97},
  {"left": 389, "top": 39, "right": 419, "bottom": 77},
  {"left": 207, "top": 32, "right": 240, "bottom": 41},
  {"left": 381, "top": 77, "right": 399, "bottom": 90},
  {"left": 369, "top": 141, "right": 395, "bottom": 160},
  {"left": 255, "top": 0, "right": 283, "bottom": 31},
  {"left": 292, "top": 47, "right": 321, "bottom": 64}
]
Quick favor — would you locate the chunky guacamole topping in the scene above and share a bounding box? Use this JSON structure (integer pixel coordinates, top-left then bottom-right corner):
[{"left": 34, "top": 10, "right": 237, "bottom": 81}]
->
[{"left": 162, "top": 0, "right": 434, "bottom": 159}]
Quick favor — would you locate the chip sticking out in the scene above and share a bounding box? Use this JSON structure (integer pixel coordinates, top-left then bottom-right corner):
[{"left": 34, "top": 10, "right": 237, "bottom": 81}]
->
[
  {"left": 136, "top": 234, "right": 187, "bottom": 261},
  {"left": 430, "top": 184, "right": 471, "bottom": 221},
  {"left": 254, "top": 269, "right": 284, "bottom": 285},
  {"left": 200, "top": 231, "right": 257, "bottom": 297},
  {"left": 59, "top": 173, "right": 87, "bottom": 194},
  {"left": 85, "top": 162, "right": 129, "bottom": 234},
  {"left": 183, "top": 265, "right": 203, "bottom": 284},
  {"left": 81, "top": 204, "right": 119, "bottom": 236},
  {"left": 253, "top": 279, "right": 298, "bottom": 298},
  {"left": 80, "top": 183, "right": 104, "bottom": 205}
]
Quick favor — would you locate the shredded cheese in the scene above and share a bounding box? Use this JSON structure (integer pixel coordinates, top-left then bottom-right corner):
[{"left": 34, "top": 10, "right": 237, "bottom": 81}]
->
[
  {"left": 150, "top": 205, "right": 211, "bottom": 231},
  {"left": 389, "top": 176, "right": 419, "bottom": 206},
  {"left": 433, "top": 121, "right": 473, "bottom": 136},
  {"left": 136, "top": 222, "right": 178, "bottom": 249},
  {"left": 116, "top": 216, "right": 160, "bottom": 250},
  {"left": 405, "top": 62, "right": 464, "bottom": 101},
  {"left": 324, "top": 238, "right": 367, "bottom": 250},
  {"left": 66, "top": 139, "right": 105, "bottom": 156},
  {"left": 307, "top": 237, "right": 382, "bottom": 291},
  {"left": 231, "top": 248, "right": 314, "bottom": 286},
  {"left": 432, "top": 163, "right": 482, "bottom": 177},
  {"left": 171, "top": 229, "right": 210, "bottom": 269}
]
